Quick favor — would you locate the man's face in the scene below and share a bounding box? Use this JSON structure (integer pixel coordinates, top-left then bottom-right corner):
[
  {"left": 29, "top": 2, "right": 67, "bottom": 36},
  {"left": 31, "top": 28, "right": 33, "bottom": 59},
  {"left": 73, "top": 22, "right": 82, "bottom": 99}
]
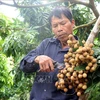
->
[{"left": 51, "top": 14, "right": 75, "bottom": 42}]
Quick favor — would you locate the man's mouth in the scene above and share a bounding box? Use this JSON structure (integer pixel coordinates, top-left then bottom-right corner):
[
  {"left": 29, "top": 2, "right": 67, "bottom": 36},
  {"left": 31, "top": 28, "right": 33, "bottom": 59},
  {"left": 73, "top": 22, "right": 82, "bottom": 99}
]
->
[{"left": 57, "top": 34, "right": 65, "bottom": 38}]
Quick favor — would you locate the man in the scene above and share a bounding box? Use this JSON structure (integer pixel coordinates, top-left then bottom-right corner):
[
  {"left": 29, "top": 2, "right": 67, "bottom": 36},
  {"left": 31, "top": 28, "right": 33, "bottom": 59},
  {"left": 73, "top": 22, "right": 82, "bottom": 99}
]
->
[{"left": 20, "top": 6, "right": 78, "bottom": 100}]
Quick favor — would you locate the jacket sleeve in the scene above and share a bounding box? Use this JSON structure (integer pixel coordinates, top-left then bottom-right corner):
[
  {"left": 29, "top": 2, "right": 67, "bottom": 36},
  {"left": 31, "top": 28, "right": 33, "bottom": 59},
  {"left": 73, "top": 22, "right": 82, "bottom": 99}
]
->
[{"left": 20, "top": 39, "right": 47, "bottom": 73}]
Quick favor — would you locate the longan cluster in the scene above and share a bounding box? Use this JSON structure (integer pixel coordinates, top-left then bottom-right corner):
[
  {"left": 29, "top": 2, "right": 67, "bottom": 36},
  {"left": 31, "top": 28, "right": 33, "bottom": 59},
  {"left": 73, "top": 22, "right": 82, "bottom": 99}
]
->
[{"left": 55, "top": 34, "right": 97, "bottom": 97}]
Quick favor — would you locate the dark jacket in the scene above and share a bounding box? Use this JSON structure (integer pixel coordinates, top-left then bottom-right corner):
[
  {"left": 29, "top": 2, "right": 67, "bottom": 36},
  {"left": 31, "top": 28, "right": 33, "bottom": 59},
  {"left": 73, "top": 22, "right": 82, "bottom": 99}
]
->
[{"left": 20, "top": 37, "right": 78, "bottom": 100}]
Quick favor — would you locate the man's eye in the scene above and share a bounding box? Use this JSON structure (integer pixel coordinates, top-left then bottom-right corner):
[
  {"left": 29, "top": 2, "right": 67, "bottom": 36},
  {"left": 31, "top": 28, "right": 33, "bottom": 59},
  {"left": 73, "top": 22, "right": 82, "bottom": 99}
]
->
[
  {"left": 61, "top": 22, "right": 66, "bottom": 25},
  {"left": 52, "top": 24, "right": 57, "bottom": 28}
]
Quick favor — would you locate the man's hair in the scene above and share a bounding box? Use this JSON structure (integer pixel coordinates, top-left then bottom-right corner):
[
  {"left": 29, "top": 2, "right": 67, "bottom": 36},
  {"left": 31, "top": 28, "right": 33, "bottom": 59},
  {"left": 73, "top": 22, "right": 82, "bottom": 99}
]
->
[{"left": 48, "top": 6, "right": 73, "bottom": 24}]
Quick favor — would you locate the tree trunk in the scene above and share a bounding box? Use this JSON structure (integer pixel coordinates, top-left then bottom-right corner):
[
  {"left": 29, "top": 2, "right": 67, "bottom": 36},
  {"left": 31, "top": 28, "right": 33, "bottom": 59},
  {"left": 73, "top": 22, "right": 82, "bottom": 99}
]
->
[
  {"left": 79, "top": 16, "right": 100, "bottom": 100},
  {"left": 86, "top": 16, "right": 100, "bottom": 45}
]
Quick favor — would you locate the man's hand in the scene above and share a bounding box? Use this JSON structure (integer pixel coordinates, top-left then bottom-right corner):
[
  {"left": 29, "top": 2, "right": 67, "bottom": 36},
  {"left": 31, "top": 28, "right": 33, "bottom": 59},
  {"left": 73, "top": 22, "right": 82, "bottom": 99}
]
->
[{"left": 35, "top": 55, "right": 54, "bottom": 72}]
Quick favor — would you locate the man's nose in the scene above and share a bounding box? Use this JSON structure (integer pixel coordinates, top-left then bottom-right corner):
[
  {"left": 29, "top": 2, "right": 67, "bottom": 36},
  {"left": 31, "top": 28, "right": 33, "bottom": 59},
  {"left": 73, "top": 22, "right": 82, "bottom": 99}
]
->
[{"left": 57, "top": 25, "right": 63, "bottom": 32}]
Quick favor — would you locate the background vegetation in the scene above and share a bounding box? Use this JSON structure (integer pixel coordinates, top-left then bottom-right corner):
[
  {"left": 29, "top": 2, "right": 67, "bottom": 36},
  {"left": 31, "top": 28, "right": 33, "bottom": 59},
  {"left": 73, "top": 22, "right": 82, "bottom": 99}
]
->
[{"left": 0, "top": 0, "right": 100, "bottom": 100}]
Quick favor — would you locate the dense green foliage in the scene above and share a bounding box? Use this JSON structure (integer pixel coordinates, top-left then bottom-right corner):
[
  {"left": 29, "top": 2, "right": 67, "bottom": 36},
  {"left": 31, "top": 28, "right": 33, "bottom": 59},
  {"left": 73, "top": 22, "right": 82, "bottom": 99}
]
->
[
  {"left": 0, "top": 13, "right": 36, "bottom": 99},
  {"left": 0, "top": 53, "right": 13, "bottom": 99},
  {"left": 19, "top": 1, "right": 96, "bottom": 42}
]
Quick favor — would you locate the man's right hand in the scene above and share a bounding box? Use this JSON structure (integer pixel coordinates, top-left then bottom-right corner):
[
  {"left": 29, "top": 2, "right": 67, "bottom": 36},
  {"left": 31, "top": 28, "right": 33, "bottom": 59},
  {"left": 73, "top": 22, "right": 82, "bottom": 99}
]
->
[{"left": 35, "top": 55, "right": 54, "bottom": 72}]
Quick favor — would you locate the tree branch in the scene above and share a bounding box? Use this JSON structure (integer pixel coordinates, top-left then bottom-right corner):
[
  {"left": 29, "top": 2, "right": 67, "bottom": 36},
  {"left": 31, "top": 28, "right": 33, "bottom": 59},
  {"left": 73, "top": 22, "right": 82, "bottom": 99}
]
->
[
  {"left": 68, "top": 0, "right": 99, "bottom": 18},
  {"left": 68, "top": 0, "right": 90, "bottom": 7},
  {"left": 74, "top": 19, "right": 96, "bottom": 30},
  {"left": 0, "top": 0, "right": 91, "bottom": 8},
  {"left": 0, "top": 0, "right": 15, "bottom": 7},
  {"left": 0, "top": 0, "right": 66, "bottom": 8},
  {"left": 88, "top": 0, "right": 99, "bottom": 18},
  {"left": 0, "top": 0, "right": 99, "bottom": 19},
  {"left": 86, "top": 16, "right": 100, "bottom": 44},
  {"left": 13, "top": 0, "right": 17, "bottom": 6}
]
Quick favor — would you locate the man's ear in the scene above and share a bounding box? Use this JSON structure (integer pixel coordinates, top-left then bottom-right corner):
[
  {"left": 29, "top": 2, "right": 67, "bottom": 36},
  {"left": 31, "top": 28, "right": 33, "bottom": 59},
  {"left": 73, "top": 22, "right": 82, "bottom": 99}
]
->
[{"left": 72, "top": 19, "right": 75, "bottom": 28}]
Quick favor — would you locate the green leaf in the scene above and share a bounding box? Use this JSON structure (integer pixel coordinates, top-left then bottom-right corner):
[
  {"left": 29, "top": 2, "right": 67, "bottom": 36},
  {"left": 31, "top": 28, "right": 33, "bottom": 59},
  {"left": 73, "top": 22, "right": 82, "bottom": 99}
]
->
[
  {"left": 93, "top": 47, "right": 100, "bottom": 57},
  {"left": 74, "top": 64, "right": 86, "bottom": 71},
  {"left": 73, "top": 48, "right": 78, "bottom": 52},
  {"left": 97, "top": 60, "right": 100, "bottom": 65},
  {"left": 95, "top": 69, "right": 100, "bottom": 77},
  {"left": 79, "top": 40, "right": 84, "bottom": 46},
  {"left": 85, "top": 83, "right": 95, "bottom": 93},
  {"left": 97, "top": 56, "right": 100, "bottom": 60}
]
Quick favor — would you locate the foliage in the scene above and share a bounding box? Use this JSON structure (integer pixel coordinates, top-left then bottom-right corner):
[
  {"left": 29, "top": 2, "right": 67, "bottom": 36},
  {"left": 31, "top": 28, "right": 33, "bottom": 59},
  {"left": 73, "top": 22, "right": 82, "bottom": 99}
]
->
[
  {"left": 0, "top": 13, "right": 12, "bottom": 39},
  {"left": 87, "top": 82, "right": 100, "bottom": 100},
  {"left": 19, "top": 4, "right": 53, "bottom": 42},
  {"left": 72, "top": 5, "right": 94, "bottom": 41},
  {"left": 19, "top": 1, "right": 97, "bottom": 42},
  {"left": 3, "top": 29, "right": 38, "bottom": 57},
  {"left": 19, "top": 0, "right": 67, "bottom": 42},
  {"left": 84, "top": 46, "right": 100, "bottom": 100},
  {"left": 8, "top": 66, "right": 35, "bottom": 100},
  {"left": 0, "top": 13, "right": 38, "bottom": 99},
  {"left": 0, "top": 53, "right": 13, "bottom": 99}
]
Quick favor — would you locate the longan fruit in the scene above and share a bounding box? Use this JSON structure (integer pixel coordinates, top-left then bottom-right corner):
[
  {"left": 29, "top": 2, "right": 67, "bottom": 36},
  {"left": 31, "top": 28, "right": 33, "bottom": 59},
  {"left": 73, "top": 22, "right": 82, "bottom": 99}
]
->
[
  {"left": 88, "top": 62, "right": 93, "bottom": 67},
  {"left": 67, "top": 40, "right": 72, "bottom": 44},
  {"left": 82, "top": 73, "right": 87, "bottom": 78},
  {"left": 73, "top": 71, "right": 77, "bottom": 77},
  {"left": 65, "top": 64, "right": 70, "bottom": 68},
  {"left": 71, "top": 76, "right": 75, "bottom": 81},
  {"left": 89, "top": 56, "right": 94, "bottom": 60},
  {"left": 90, "top": 50, "right": 94, "bottom": 55},
  {"left": 69, "top": 68, "right": 74, "bottom": 72},
  {"left": 86, "top": 47, "right": 91, "bottom": 51},
  {"left": 68, "top": 34, "right": 73, "bottom": 39},
  {"left": 67, "top": 52, "right": 72, "bottom": 57},
  {"left": 60, "top": 74, "right": 64, "bottom": 78},
  {"left": 63, "top": 88, "right": 68, "bottom": 92},
  {"left": 55, "top": 81, "right": 59, "bottom": 87},
  {"left": 93, "top": 63, "right": 97, "bottom": 68},
  {"left": 66, "top": 72, "right": 71, "bottom": 77},
  {"left": 60, "top": 84, "right": 65, "bottom": 89},
  {"left": 89, "top": 43, "right": 94, "bottom": 48},
  {"left": 60, "top": 79, "right": 65, "bottom": 85},
  {"left": 77, "top": 91, "right": 82, "bottom": 96},
  {"left": 69, "top": 48, "right": 73, "bottom": 52},
  {"left": 82, "top": 47, "right": 87, "bottom": 52},
  {"left": 76, "top": 49, "right": 82, "bottom": 54},
  {"left": 75, "top": 80, "right": 79, "bottom": 84},
  {"left": 64, "top": 59, "right": 67, "bottom": 62},
  {"left": 79, "top": 70, "right": 83, "bottom": 74},
  {"left": 92, "top": 58, "right": 97, "bottom": 63},
  {"left": 69, "top": 85, "right": 73, "bottom": 89},
  {"left": 78, "top": 74, "right": 83, "bottom": 79},
  {"left": 73, "top": 40, "right": 78, "bottom": 44},
  {"left": 57, "top": 85, "right": 61, "bottom": 89},
  {"left": 85, "top": 66, "right": 90, "bottom": 71},
  {"left": 82, "top": 40, "right": 86, "bottom": 44},
  {"left": 83, "top": 52, "right": 88, "bottom": 57},
  {"left": 90, "top": 66, "right": 97, "bottom": 72},
  {"left": 64, "top": 54, "right": 69, "bottom": 58},
  {"left": 62, "top": 69, "right": 67, "bottom": 74},
  {"left": 78, "top": 83, "right": 83, "bottom": 88},
  {"left": 74, "top": 44, "right": 79, "bottom": 49},
  {"left": 72, "top": 54, "right": 76, "bottom": 58},
  {"left": 82, "top": 84, "right": 87, "bottom": 90},
  {"left": 57, "top": 73, "right": 60, "bottom": 78},
  {"left": 79, "top": 55, "right": 84, "bottom": 60},
  {"left": 69, "top": 58, "right": 75, "bottom": 63}
]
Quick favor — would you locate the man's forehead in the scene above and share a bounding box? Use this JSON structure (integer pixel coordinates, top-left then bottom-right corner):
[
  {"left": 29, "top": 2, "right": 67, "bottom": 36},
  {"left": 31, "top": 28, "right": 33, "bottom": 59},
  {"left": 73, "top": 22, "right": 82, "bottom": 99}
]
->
[
  {"left": 52, "top": 14, "right": 66, "bottom": 19},
  {"left": 51, "top": 14, "right": 69, "bottom": 23}
]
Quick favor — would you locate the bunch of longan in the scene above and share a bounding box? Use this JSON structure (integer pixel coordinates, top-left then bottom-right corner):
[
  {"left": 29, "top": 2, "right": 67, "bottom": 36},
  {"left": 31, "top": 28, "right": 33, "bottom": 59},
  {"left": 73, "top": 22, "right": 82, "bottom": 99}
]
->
[{"left": 55, "top": 34, "right": 97, "bottom": 97}]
